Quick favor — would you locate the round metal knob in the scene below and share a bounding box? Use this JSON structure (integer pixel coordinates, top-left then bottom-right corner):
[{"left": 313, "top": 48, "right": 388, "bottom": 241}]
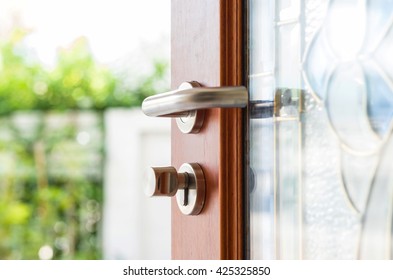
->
[{"left": 145, "top": 163, "right": 206, "bottom": 215}]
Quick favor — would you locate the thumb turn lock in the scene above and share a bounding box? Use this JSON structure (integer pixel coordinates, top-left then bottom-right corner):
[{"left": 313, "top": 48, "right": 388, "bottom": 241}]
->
[{"left": 145, "top": 163, "right": 206, "bottom": 215}]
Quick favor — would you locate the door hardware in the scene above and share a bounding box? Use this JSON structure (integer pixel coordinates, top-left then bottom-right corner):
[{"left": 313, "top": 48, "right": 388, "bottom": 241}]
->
[
  {"left": 273, "top": 88, "right": 305, "bottom": 117},
  {"left": 142, "top": 81, "right": 248, "bottom": 133},
  {"left": 145, "top": 163, "right": 205, "bottom": 215},
  {"left": 142, "top": 82, "right": 305, "bottom": 132},
  {"left": 250, "top": 88, "right": 305, "bottom": 119},
  {"left": 249, "top": 100, "right": 274, "bottom": 119}
]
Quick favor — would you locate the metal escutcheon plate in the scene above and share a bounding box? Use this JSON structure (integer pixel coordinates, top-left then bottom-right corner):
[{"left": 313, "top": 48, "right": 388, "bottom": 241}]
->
[
  {"left": 175, "top": 82, "right": 205, "bottom": 134},
  {"left": 176, "top": 163, "right": 206, "bottom": 215}
]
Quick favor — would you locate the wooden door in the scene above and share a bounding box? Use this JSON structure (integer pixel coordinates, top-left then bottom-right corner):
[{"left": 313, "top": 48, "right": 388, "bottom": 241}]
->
[
  {"left": 169, "top": 0, "right": 393, "bottom": 260},
  {"left": 171, "top": 0, "right": 245, "bottom": 260}
]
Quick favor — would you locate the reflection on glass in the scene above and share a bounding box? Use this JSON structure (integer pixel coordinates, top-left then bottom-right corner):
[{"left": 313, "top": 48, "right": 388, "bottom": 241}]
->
[{"left": 249, "top": 0, "right": 393, "bottom": 259}]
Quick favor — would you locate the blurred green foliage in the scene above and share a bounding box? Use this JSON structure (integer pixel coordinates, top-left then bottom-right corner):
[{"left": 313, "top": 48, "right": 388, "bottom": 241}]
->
[
  {"left": 0, "top": 112, "right": 103, "bottom": 259},
  {"left": 0, "top": 28, "right": 168, "bottom": 259},
  {"left": 0, "top": 27, "right": 168, "bottom": 114}
]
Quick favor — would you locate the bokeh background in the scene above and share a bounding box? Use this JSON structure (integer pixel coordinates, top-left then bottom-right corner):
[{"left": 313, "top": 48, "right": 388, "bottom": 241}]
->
[{"left": 0, "top": 0, "right": 171, "bottom": 259}]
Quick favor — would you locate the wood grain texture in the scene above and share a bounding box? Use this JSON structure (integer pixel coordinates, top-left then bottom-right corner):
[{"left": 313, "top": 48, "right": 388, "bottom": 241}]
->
[
  {"left": 171, "top": 0, "right": 244, "bottom": 259},
  {"left": 171, "top": 0, "right": 221, "bottom": 260},
  {"left": 219, "top": 0, "right": 244, "bottom": 260}
]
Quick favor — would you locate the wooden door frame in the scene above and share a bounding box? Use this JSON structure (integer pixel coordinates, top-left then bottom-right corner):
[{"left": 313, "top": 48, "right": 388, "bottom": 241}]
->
[
  {"left": 219, "top": 0, "right": 245, "bottom": 260},
  {"left": 171, "top": 0, "right": 245, "bottom": 260}
]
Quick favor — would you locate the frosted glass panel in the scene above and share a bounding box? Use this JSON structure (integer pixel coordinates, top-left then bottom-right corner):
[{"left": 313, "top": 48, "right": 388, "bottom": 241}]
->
[{"left": 249, "top": 0, "right": 393, "bottom": 259}]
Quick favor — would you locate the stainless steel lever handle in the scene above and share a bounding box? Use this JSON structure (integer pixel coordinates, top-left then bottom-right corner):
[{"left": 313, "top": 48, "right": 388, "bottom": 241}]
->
[
  {"left": 142, "top": 81, "right": 248, "bottom": 117},
  {"left": 141, "top": 82, "right": 302, "bottom": 133},
  {"left": 142, "top": 81, "right": 248, "bottom": 133}
]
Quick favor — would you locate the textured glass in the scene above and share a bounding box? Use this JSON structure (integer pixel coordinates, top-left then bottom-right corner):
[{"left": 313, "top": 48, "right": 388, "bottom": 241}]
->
[
  {"left": 249, "top": 0, "right": 276, "bottom": 260},
  {"left": 249, "top": 0, "right": 393, "bottom": 259},
  {"left": 275, "top": 119, "right": 301, "bottom": 259},
  {"left": 250, "top": 119, "right": 275, "bottom": 259}
]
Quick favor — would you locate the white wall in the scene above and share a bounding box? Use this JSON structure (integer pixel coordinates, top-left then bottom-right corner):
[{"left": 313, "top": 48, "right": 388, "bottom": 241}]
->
[{"left": 103, "top": 108, "right": 171, "bottom": 259}]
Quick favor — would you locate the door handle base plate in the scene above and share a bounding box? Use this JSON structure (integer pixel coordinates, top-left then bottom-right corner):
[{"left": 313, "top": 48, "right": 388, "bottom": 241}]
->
[
  {"left": 175, "top": 82, "right": 205, "bottom": 134},
  {"left": 176, "top": 163, "right": 205, "bottom": 215}
]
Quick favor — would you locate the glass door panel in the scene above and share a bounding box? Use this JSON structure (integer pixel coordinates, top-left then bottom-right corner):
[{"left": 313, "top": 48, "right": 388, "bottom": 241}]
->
[{"left": 248, "top": 0, "right": 393, "bottom": 259}]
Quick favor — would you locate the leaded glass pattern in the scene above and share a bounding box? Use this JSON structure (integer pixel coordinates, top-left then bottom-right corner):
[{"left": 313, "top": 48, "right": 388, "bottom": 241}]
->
[{"left": 249, "top": 0, "right": 393, "bottom": 259}]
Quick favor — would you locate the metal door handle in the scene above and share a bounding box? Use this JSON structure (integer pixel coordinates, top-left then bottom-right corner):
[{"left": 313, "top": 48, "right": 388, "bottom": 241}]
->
[
  {"left": 142, "top": 81, "right": 248, "bottom": 117},
  {"left": 141, "top": 81, "right": 303, "bottom": 133},
  {"left": 142, "top": 81, "right": 248, "bottom": 133}
]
